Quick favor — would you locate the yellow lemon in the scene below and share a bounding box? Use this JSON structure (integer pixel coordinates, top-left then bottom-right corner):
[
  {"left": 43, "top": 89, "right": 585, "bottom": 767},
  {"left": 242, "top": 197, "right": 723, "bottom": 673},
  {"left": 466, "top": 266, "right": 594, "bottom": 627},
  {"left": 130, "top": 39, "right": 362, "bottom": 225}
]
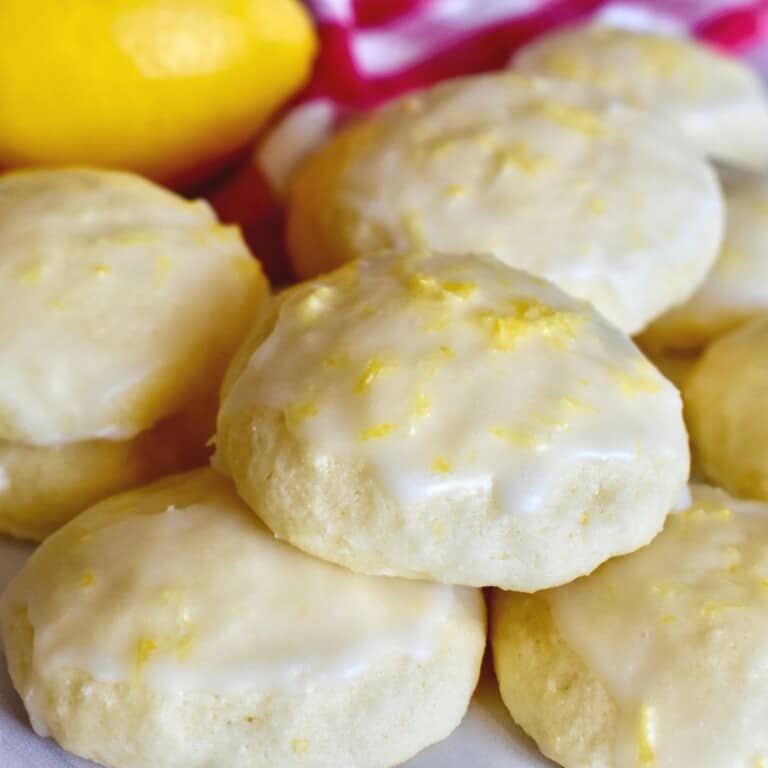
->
[{"left": 0, "top": 0, "right": 316, "bottom": 186}]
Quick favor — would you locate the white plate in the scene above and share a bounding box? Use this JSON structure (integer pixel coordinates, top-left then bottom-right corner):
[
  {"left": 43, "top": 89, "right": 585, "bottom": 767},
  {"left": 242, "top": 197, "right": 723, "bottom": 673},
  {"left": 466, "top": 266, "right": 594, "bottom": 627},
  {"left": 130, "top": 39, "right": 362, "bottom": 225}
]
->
[{"left": 0, "top": 535, "right": 553, "bottom": 768}]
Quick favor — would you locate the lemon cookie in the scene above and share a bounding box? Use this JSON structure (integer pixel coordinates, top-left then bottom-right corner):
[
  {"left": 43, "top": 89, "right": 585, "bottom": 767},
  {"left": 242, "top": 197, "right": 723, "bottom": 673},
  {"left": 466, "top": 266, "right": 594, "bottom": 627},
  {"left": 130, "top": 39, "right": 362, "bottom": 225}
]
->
[
  {"left": 492, "top": 485, "right": 768, "bottom": 768},
  {"left": 216, "top": 251, "right": 689, "bottom": 590},
  {"left": 0, "top": 168, "right": 267, "bottom": 538},
  {"left": 286, "top": 72, "right": 723, "bottom": 334},
  {"left": 642, "top": 170, "right": 768, "bottom": 350},
  {"left": 684, "top": 317, "right": 768, "bottom": 501},
  {"left": 0, "top": 168, "right": 267, "bottom": 443},
  {"left": 515, "top": 25, "right": 768, "bottom": 170},
  {"left": 1, "top": 469, "right": 485, "bottom": 768}
]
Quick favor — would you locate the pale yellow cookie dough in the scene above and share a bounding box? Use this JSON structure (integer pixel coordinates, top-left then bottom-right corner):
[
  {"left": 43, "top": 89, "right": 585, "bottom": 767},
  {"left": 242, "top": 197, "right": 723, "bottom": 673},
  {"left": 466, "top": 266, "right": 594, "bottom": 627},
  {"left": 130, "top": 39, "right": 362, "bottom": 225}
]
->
[
  {"left": 515, "top": 25, "right": 768, "bottom": 170},
  {"left": 0, "top": 402, "right": 214, "bottom": 542},
  {"left": 642, "top": 170, "right": 768, "bottom": 350},
  {"left": 684, "top": 317, "right": 768, "bottom": 500},
  {"left": 216, "top": 250, "right": 689, "bottom": 590},
  {"left": 1, "top": 469, "right": 485, "bottom": 768},
  {"left": 286, "top": 72, "right": 723, "bottom": 334},
  {"left": 0, "top": 168, "right": 268, "bottom": 538},
  {"left": 491, "top": 485, "right": 768, "bottom": 768},
  {"left": 0, "top": 168, "right": 267, "bottom": 444}
]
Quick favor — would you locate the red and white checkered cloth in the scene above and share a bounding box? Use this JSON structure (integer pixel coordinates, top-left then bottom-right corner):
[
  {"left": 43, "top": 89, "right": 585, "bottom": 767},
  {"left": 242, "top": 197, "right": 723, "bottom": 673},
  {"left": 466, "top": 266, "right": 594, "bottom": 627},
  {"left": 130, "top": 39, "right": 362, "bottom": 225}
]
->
[
  {"left": 209, "top": 0, "right": 768, "bottom": 281},
  {"left": 299, "top": 1, "right": 768, "bottom": 113}
]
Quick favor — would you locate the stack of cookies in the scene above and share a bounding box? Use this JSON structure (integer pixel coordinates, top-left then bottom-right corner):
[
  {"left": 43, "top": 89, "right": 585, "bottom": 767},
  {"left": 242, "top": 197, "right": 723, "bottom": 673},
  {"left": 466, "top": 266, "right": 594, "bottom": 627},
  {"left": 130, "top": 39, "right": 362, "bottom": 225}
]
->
[{"left": 3, "top": 23, "right": 768, "bottom": 768}]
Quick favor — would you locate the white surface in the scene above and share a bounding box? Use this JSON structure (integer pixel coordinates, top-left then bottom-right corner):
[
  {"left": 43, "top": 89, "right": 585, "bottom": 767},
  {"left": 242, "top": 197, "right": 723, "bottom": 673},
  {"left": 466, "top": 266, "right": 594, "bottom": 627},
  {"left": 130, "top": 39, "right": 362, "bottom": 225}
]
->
[{"left": 0, "top": 535, "right": 553, "bottom": 768}]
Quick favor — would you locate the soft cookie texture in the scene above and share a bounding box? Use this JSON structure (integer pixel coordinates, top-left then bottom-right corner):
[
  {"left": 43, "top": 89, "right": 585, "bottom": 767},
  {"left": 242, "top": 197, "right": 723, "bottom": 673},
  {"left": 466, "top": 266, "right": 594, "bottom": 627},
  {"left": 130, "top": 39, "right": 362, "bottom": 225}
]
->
[
  {"left": 514, "top": 25, "right": 768, "bottom": 170},
  {"left": 0, "top": 168, "right": 268, "bottom": 539},
  {"left": 216, "top": 251, "right": 690, "bottom": 590},
  {"left": 642, "top": 170, "right": 768, "bottom": 350},
  {"left": 0, "top": 402, "right": 214, "bottom": 541},
  {"left": 491, "top": 485, "right": 768, "bottom": 768},
  {"left": 684, "top": 317, "right": 768, "bottom": 501},
  {"left": 1, "top": 469, "right": 485, "bottom": 768},
  {"left": 286, "top": 72, "right": 724, "bottom": 334}
]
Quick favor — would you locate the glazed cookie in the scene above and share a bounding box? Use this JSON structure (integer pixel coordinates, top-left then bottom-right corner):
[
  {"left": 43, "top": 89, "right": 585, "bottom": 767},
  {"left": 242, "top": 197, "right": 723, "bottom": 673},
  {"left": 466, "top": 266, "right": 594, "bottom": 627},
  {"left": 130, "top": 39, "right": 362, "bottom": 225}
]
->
[
  {"left": 0, "top": 168, "right": 267, "bottom": 443},
  {"left": 641, "top": 170, "right": 768, "bottom": 350},
  {"left": 216, "top": 251, "right": 689, "bottom": 590},
  {"left": 286, "top": 72, "right": 724, "bottom": 334},
  {"left": 684, "top": 317, "right": 768, "bottom": 501},
  {"left": 491, "top": 485, "right": 768, "bottom": 768},
  {"left": 0, "top": 168, "right": 267, "bottom": 539},
  {"left": 514, "top": 25, "right": 768, "bottom": 170},
  {"left": 1, "top": 469, "right": 485, "bottom": 768}
]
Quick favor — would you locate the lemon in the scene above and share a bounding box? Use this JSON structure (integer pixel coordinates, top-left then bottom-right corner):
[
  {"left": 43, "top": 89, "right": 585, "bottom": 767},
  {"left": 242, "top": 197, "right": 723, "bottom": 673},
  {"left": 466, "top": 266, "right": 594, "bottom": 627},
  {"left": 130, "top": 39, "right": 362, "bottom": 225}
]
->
[{"left": 0, "top": 0, "right": 316, "bottom": 185}]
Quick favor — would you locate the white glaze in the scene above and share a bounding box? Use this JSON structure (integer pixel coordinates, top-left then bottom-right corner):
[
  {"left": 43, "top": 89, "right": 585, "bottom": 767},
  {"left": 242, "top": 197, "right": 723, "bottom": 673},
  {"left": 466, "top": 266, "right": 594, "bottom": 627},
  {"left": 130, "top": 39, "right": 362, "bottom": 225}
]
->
[
  {"left": 0, "top": 168, "right": 263, "bottom": 445},
  {"left": 548, "top": 485, "right": 768, "bottom": 768},
  {"left": 221, "top": 251, "right": 687, "bottom": 519},
  {"left": 5, "top": 469, "right": 461, "bottom": 724}
]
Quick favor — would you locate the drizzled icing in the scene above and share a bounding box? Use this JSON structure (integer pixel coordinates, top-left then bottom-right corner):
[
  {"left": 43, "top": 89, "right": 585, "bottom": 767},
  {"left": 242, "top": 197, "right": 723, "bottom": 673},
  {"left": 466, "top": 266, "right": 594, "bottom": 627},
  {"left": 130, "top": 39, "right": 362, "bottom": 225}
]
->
[
  {"left": 4, "top": 469, "right": 465, "bottom": 732},
  {"left": 548, "top": 485, "right": 768, "bottom": 768},
  {"left": 220, "top": 251, "right": 688, "bottom": 518}
]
